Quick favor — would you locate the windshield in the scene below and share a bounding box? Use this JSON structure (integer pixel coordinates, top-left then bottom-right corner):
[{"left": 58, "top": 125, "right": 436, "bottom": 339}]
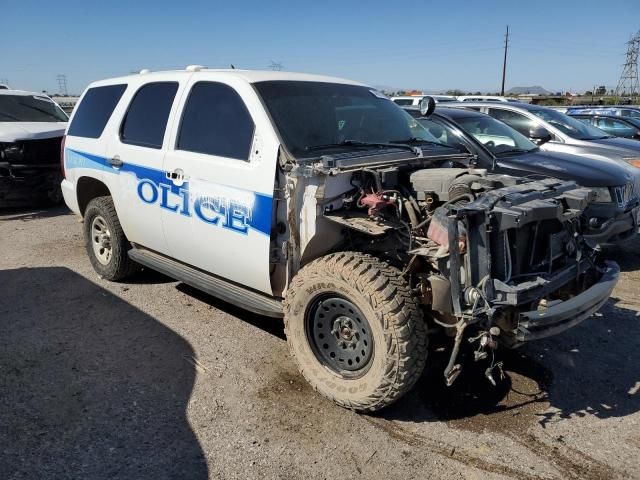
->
[
  {"left": 450, "top": 115, "right": 538, "bottom": 155},
  {"left": 416, "top": 117, "right": 472, "bottom": 150},
  {"left": 530, "top": 108, "right": 609, "bottom": 140},
  {"left": 253, "top": 81, "right": 444, "bottom": 156},
  {"left": 0, "top": 95, "right": 68, "bottom": 122},
  {"left": 625, "top": 117, "right": 640, "bottom": 128}
]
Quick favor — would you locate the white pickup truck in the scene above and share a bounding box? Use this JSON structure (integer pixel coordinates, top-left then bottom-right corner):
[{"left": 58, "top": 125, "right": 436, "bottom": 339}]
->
[
  {"left": 61, "top": 67, "right": 618, "bottom": 411},
  {"left": 0, "top": 89, "right": 68, "bottom": 205}
]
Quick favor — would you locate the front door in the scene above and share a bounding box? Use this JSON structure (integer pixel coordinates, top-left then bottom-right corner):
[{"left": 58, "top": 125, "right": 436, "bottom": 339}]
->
[{"left": 161, "top": 76, "right": 280, "bottom": 294}]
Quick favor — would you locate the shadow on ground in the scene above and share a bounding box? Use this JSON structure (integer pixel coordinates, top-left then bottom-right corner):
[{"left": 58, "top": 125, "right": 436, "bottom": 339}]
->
[
  {"left": 0, "top": 267, "right": 207, "bottom": 480},
  {"left": 381, "top": 297, "right": 640, "bottom": 432},
  {"left": 602, "top": 239, "right": 640, "bottom": 272},
  {"left": 0, "top": 204, "right": 71, "bottom": 222},
  {"left": 176, "top": 283, "right": 286, "bottom": 340}
]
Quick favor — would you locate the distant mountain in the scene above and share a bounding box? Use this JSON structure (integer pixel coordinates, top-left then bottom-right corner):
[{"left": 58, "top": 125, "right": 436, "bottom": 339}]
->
[{"left": 506, "top": 86, "right": 552, "bottom": 95}]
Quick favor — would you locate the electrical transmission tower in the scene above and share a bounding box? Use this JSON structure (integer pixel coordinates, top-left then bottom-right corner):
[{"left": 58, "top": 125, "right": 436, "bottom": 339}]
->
[
  {"left": 56, "top": 74, "right": 69, "bottom": 96},
  {"left": 268, "top": 61, "right": 283, "bottom": 71},
  {"left": 615, "top": 31, "right": 640, "bottom": 102}
]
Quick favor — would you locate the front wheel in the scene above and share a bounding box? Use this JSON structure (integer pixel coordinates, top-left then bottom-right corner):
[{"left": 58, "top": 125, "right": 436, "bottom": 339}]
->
[{"left": 283, "top": 252, "right": 428, "bottom": 412}]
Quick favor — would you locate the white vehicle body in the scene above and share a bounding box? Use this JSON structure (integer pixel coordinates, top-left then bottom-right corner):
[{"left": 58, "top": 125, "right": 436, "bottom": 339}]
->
[
  {"left": 62, "top": 69, "right": 365, "bottom": 294},
  {"left": 0, "top": 89, "right": 68, "bottom": 141},
  {"left": 457, "top": 95, "right": 515, "bottom": 103},
  {"left": 0, "top": 89, "right": 68, "bottom": 205},
  {"left": 391, "top": 95, "right": 456, "bottom": 106}
]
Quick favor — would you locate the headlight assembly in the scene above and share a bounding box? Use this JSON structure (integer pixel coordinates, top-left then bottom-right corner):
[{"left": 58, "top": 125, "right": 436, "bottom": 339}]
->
[
  {"left": 591, "top": 187, "right": 613, "bottom": 203},
  {"left": 623, "top": 157, "right": 640, "bottom": 168}
]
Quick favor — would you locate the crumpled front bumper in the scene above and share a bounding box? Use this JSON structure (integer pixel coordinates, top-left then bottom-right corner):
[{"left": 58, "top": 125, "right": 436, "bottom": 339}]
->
[
  {"left": 514, "top": 261, "right": 619, "bottom": 342},
  {"left": 583, "top": 207, "right": 639, "bottom": 246},
  {"left": 0, "top": 163, "right": 61, "bottom": 206}
]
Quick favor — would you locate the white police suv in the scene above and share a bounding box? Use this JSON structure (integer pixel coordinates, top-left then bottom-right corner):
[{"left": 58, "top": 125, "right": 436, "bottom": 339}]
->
[{"left": 62, "top": 67, "right": 618, "bottom": 411}]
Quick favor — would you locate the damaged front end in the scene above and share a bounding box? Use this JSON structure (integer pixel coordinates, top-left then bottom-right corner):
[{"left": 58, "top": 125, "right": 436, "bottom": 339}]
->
[
  {"left": 280, "top": 149, "right": 619, "bottom": 387},
  {"left": 0, "top": 137, "right": 63, "bottom": 206},
  {"left": 416, "top": 177, "right": 619, "bottom": 384}
]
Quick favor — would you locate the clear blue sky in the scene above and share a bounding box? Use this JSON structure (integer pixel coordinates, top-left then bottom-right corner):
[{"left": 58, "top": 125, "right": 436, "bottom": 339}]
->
[{"left": 2, "top": 0, "right": 638, "bottom": 95}]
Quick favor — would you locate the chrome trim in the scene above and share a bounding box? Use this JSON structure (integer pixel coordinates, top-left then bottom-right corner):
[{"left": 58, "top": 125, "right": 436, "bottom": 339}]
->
[{"left": 613, "top": 183, "right": 634, "bottom": 208}]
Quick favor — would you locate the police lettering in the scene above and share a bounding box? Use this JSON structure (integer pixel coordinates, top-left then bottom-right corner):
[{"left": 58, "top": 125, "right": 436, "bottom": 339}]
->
[{"left": 136, "top": 180, "right": 250, "bottom": 234}]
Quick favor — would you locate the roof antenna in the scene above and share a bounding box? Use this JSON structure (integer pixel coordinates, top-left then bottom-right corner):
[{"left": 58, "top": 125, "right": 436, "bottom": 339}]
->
[{"left": 230, "top": 64, "right": 235, "bottom": 69}]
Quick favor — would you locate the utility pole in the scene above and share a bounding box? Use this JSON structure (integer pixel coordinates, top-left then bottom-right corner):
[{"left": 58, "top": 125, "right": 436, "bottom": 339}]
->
[{"left": 501, "top": 25, "right": 509, "bottom": 96}]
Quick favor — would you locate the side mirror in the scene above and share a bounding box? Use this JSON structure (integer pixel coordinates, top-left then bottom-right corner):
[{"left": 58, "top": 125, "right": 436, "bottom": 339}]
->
[
  {"left": 529, "top": 126, "right": 552, "bottom": 145},
  {"left": 419, "top": 96, "right": 436, "bottom": 116}
]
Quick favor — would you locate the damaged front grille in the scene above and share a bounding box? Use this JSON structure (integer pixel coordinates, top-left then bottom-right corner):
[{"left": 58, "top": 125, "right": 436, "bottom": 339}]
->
[{"left": 0, "top": 137, "right": 62, "bottom": 166}]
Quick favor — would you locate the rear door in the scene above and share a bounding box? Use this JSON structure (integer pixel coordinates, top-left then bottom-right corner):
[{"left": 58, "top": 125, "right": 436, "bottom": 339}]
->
[
  {"left": 103, "top": 75, "right": 184, "bottom": 255},
  {"left": 161, "top": 75, "right": 280, "bottom": 294}
]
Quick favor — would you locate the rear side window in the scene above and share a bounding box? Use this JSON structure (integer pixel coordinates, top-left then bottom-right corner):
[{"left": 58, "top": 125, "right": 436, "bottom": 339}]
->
[
  {"left": 177, "top": 82, "right": 255, "bottom": 160},
  {"left": 68, "top": 84, "right": 127, "bottom": 138},
  {"left": 120, "top": 82, "right": 178, "bottom": 149}
]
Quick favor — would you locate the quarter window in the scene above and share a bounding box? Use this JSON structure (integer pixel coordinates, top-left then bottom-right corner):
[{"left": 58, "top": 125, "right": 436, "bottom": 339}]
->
[
  {"left": 177, "top": 82, "right": 255, "bottom": 160},
  {"left": 120, "top": 82, "right": 178, "bottom": 149},
  {"left": 68, "top": 84, "right": 127, "bottom": 138}
]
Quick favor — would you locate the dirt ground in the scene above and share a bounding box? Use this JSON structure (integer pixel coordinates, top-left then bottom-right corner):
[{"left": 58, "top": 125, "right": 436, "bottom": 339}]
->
[{"left": 1, "top": 205, "right": 639, "bottom": 480}]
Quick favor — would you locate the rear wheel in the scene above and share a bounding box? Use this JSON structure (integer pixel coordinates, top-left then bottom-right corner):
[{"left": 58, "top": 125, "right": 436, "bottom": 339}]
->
[
  {"left": 83, "top": 196, "right": 139, "bottom": 281},
  {"left": 284, "top": 251, "right": 428, "bottom": 412}
]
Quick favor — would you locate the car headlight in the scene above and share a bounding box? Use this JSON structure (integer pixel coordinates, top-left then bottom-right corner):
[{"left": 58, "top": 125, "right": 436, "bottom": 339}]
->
[
  {"left": 623, "top": 157, "right": 640, "bottom": 168},
  {"left": 591, "top": 187, "right": 613, "bottom": 203},
  {"left": 0, "top": 142, "right": 25, "bottom": 163}
]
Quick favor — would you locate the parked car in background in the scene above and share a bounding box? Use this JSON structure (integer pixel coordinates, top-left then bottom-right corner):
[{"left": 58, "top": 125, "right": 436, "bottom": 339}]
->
[
  {"left": 570, "top": 114, "right": 640, "bottom": 140},
  {"left": 404, "top": 105, "right": 640, "bottom": 245},
  {"left": 391, "top": 94, "right": 456, "bottom": 106},
  {"left": 0, "top": 89, "right": 68, "bottom": 206},
  {"left": 566, "top": 106, "right": 640, "bottom": 119},
  {"left": 456, "top": 95, "right": 520, "bottom": 103},
  {"left": 451, "top": 101, "right": 640, "bottom": 170}
]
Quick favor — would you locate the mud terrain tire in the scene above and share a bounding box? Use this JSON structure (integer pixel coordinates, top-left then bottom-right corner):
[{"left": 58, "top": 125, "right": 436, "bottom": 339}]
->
[{"left": 284, "top": 251, "right": 428, "bottom": 412}]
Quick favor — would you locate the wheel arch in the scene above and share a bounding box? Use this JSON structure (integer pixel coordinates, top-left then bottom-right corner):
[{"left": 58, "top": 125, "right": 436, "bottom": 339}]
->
[{"left": 77, "top": 176, "right": 112, "bottom": 216}]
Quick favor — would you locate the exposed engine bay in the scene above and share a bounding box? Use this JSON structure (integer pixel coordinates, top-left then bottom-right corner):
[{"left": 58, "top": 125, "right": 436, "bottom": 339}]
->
[{"left": 278, "top": 148, "right": 618, "bottom": 386}]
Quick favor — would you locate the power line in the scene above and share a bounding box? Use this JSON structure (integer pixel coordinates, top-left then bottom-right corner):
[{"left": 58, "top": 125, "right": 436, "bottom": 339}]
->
[
  {"left": 615, "top": 31, "right": 640, "bottom": 102},
  {"left": 56, "top": 74, "right": 68, "bottom": 96},
  {"left": 501, "top": 25, "right": 509, "bottom": 95}
]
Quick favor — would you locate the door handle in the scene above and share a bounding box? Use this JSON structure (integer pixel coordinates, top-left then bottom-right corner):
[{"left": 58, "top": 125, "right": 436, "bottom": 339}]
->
[
  {"left": 108, "top": 156, "right": 123, "bottom": 168},
  {"left": 166, "top": 168, "right": 188, "bottom": 183}
]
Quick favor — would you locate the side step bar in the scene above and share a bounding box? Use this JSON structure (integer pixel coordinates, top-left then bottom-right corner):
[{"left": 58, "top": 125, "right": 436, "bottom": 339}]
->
[{"left": 128, "top": 248, "right": 284, "bottom": 318}]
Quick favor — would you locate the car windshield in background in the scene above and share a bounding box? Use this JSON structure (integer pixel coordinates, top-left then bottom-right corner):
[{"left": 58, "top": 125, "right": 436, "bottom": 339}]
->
[
  {"left": 253, "top": 81, "right": 444, "bottom": 156},
  {"left": 530, "top": 108, "right": 608, "bottom": 140},
  {"left": 0, "top": 95, "right": 68, "bottom": 122},
  {"left": 624, "top": 117, "right": 640, "bottom": 128},
  {"left": 416, "top": 117, "right": 470, "bottom": 150},
  {"left": 451, "top": 115, "right": 538, "bottom": 155}
]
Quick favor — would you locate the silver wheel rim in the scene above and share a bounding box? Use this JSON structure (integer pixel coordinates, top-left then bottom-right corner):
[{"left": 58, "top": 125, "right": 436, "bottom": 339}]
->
[{"left": 91, "top": 215, "right": 112, "bottom": 265}]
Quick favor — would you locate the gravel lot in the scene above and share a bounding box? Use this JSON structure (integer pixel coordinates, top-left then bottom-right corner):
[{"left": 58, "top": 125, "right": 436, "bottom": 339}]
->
[{"left": 1, "top": 205, "right": 639, "bottom": 480}]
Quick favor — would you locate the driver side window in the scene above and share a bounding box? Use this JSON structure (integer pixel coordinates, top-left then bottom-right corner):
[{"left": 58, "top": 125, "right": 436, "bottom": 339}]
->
[{"left": 487, "top": 108, "right": 537, "bottom": 138}]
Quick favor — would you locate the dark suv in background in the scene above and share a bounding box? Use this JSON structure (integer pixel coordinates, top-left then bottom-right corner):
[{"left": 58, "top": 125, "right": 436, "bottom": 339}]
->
[
  {"left": 404, "top": 105, "right": 640, "bottom": 245},
  {"left": 449, "top": 101, "right": 640, "bottom": 171}
]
